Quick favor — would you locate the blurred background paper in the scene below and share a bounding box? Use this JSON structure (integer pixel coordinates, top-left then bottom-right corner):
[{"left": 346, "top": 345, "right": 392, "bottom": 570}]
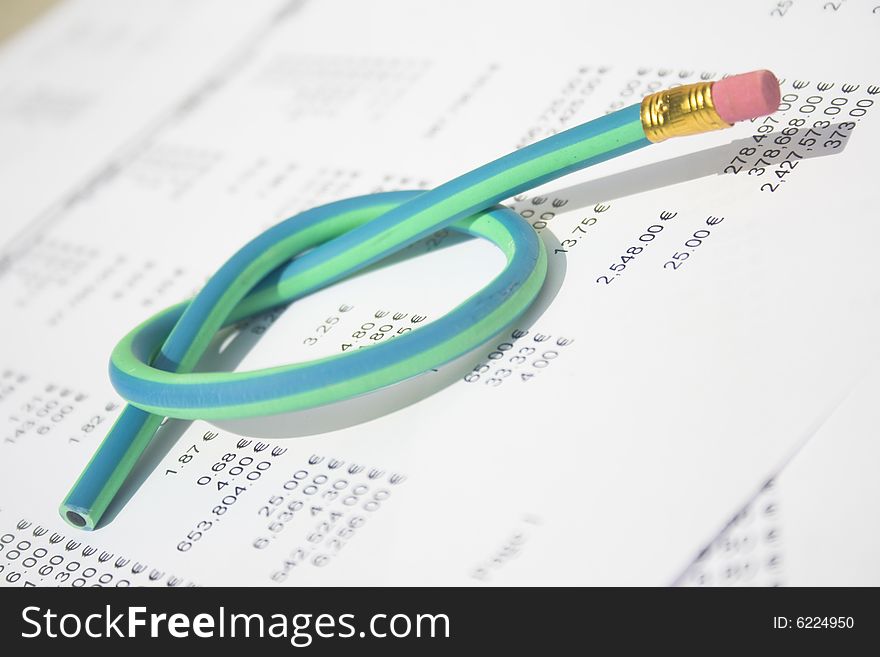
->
[{"left": 0, "top": 0, "right": 877, "bottom": 586}]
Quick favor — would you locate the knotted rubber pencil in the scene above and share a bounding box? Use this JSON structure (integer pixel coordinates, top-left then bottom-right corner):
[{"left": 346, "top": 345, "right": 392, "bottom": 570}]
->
[{"left": 60, "top": 70, "right": 781, "bottom": 530}]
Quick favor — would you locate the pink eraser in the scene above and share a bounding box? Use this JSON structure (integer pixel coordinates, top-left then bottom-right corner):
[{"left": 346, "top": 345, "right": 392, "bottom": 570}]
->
[{"left": 712, "top": 70, "right": 781, "bottom": 124}]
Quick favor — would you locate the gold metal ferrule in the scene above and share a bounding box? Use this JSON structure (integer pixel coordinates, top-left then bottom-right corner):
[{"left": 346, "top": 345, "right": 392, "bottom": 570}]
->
[{"left": 640, "top": 81, "right": 730, "bottom": 143}]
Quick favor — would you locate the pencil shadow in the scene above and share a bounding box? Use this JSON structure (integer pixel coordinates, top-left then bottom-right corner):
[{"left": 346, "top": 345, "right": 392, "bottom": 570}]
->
[
  {"left": 212, "top": 125, "right": 849, "bottom": 438},
  {"left": 99, "top": 416, "right": 193, "bottom": 527},
  {"left": 543, "top": 126, "right": 846, "bottom": 213}
]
